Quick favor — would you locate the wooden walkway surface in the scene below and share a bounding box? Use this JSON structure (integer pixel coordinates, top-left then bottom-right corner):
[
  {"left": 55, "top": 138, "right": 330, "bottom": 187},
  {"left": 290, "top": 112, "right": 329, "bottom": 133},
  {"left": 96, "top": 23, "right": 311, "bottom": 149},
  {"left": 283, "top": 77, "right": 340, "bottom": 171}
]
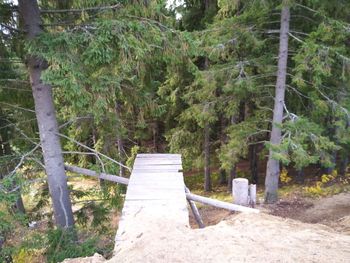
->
[{"left": 114, "top": 154, "right": 189, "bottom": 252}]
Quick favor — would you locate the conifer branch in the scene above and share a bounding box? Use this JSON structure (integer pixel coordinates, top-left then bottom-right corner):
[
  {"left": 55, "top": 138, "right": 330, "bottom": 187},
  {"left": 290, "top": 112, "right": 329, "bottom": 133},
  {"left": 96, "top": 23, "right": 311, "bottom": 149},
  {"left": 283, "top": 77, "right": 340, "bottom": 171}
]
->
[
  {"left": 40, "top": 4, "right": 122, "bottom": 14},
  {"left": 0, "top": 102, "right": 36, "bottom": 113},
  {"left": 56, "top": 132, "right": 131, "bottom": 172},
  {"left": 0, "top": 23, "right": 23, "bottom": 33}
]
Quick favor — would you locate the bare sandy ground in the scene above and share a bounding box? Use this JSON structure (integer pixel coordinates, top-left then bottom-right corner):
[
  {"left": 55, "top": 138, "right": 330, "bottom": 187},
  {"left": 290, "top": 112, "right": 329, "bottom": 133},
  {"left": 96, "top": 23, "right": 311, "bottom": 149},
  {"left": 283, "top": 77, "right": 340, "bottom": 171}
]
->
[
  {"left": 63, "top": 212, "right": 350, "bottom": 263},
  {"left": 63, "top": 192, "right": 350, "bottom": 263}
]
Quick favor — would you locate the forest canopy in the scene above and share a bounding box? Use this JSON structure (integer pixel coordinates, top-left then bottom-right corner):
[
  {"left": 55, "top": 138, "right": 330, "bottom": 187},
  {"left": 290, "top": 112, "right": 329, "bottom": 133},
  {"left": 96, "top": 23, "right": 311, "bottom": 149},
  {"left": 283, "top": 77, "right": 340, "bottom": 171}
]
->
[{"left": 1, "top": 0, "right": 350, "bottom": 261}]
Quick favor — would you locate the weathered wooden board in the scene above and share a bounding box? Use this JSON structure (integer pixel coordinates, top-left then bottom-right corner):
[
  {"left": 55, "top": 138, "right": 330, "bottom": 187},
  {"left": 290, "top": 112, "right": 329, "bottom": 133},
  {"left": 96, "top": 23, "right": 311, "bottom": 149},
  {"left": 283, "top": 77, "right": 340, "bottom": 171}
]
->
[
  {"left": 132, "top": 164, "right": 183, "bottom": 170},
  {"left": 114, "top": 153, "right": 189, "bottom": 253},
  {"left": 134, "top": 158, "right": 182, "bottom": 165},
  {"left": 136, "top": 153, "right": 181, "bottom": 159}
]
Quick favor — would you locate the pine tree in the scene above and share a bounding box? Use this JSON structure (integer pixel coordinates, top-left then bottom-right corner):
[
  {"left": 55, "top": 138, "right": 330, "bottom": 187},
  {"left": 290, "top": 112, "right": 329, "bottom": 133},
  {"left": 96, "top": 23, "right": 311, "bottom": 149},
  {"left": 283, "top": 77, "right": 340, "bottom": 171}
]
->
[{"left": 18, "top": 0, "right": 74, "bottom": 228}]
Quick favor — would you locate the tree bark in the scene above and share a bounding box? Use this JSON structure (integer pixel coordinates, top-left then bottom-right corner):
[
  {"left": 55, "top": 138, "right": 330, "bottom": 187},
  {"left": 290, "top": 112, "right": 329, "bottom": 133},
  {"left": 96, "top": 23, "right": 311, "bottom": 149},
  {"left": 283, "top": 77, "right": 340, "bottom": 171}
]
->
[
  {"left": 203, "top": 55, "right": 211, "bottom": 192},
  {"left": 249, "top": 144, "right": 258, "bottom": 184},
  {"left": 265, "top": 5, "right": 290, "bottom": 203},
  {"left": 296, "top": 168, "right": 304, "bottom": 184},
  {"left": 219, "top": 117, "right": 227, "bottom": 185},
  {"left": 19, "top": 0, "right": 74, "bottom": 228},
  {"left": 323, "top": 151, "right": 337, "bottom": 175},
  {"left": 340, "top": 154, "right": 349, "bottom": 177},
  {"left": 115, "top": 102, "right": 125, "bottom": 177},
  {"left": 204, "top": 122, "right": 211, "bottom": 191},
  {"left": 227, "top": 165, "right": 236, "bottom": 192},
  {"left": 219, "top": 169, "right": 227, "bottom": 185}
]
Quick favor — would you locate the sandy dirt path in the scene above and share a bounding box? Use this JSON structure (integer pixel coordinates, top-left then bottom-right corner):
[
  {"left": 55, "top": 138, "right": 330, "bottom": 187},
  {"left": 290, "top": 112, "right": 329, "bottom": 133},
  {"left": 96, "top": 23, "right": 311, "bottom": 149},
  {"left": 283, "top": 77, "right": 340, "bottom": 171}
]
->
[{"left": 64, "top": 211, "right": 350, "bottom": 263}]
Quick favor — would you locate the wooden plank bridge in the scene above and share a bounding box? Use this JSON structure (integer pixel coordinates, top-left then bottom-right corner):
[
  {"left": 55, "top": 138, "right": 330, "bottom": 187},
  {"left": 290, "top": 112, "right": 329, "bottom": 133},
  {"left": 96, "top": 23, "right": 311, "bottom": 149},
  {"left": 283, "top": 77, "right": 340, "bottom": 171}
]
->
[
  {"left": 65, "top": 153, "right": 259, "bottom": 254},
  {"left": 114, "top": 154, "right": 189, "bottom": 253},
  {"left": 65, "top": 153, "right": 258, "bottom": 255}
]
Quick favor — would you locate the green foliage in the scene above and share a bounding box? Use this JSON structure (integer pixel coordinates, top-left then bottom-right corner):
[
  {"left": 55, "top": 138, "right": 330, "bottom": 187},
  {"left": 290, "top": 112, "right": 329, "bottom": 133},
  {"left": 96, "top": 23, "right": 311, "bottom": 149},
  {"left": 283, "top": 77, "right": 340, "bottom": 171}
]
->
[
  {"left": 45, "top": 228, "right": 97, "bottom": 263},
  {"left": 2, "top": 1, "right": 350, "bottom": 255},
  {"left": 267, "top": 117, "right": 339, "bottom": 170},
  {"left": 5, "top": 227, "right": 98, "bottom": 263}
]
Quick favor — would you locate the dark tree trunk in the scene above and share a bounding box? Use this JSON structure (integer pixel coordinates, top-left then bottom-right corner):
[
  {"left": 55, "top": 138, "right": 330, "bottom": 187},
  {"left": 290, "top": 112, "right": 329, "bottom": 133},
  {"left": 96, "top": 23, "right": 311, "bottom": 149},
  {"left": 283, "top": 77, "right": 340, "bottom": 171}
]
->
[
  {"left": 152, "top": 121, "right": 159, "bottom": 152},
  {"left": 14, "top": 197, "right": 26, "bottom": 214},
  {"left": 324, "top": 151, "right": 337, "bottom": 175},
  {"left": 249, "top": 144, "right": 258, "bottom": 184},
  {"left": 204, "top": 122, "right": 211, "bottom": 191},
  {"left": 219, "top": 169, "right": 226, "bottom": 185},
  {"left": 227, "top": 165, "right": 236, "bottom": 192},
  {"left": 219, "top": 169, "right": 227, "bottom": 185},
  {"left": 203, "top": 53, "right": 211, "bottom": 192},
  {"left": 296, "top": 168, "right": 304, "bottom": 184},
  {"left": 340, "top": 154, "right": 349, "bottom": 177},
  {"left": 219, "top": 117, "right": 227, "bottom": 185},
  {"left": 265, "top": 5, "right": 290, "bottom": 204},
  {"left": 19, "top": 0, "right": 74, "bottom": 228},
  {"left": 115, "top": 102, "right": 125, "bottom": 177}
]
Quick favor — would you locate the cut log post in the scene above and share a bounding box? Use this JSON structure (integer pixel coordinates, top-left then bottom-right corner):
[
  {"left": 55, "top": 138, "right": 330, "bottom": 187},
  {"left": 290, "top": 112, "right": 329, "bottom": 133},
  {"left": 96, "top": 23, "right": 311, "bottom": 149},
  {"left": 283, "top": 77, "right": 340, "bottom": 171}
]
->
[
  {"left": 186, "top": 192, "right": 259, "bottom": 213},
  {"left": 249, "top": 184, "right": 257, "bottom": 208},
  {"left": 232, "top": 178, "right": 249, "bottom": 206},
  {"left": 185, "top": 187, "right": 205, "bottom": 228},
  {"left": 64, "top": 164, "right": 129, "bottom": 185}
]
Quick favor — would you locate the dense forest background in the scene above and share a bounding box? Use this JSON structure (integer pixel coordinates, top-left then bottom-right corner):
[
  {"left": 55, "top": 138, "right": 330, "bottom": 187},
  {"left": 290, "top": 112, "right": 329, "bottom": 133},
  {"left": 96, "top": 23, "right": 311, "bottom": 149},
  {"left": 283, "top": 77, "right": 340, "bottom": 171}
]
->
[{"left": 1, "top": 0, "right": 350, "bottom": 261}]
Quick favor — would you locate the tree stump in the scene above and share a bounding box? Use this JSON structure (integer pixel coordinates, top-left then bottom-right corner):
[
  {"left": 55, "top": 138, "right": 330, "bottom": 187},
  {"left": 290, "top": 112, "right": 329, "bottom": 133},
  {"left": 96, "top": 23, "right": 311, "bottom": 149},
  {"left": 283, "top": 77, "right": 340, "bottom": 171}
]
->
[
  {"left": 249, "top": 184, "right": 257, "bottom": 207},
  {"left": 232, "top": 178, "right": 249, "bottom": 206}
]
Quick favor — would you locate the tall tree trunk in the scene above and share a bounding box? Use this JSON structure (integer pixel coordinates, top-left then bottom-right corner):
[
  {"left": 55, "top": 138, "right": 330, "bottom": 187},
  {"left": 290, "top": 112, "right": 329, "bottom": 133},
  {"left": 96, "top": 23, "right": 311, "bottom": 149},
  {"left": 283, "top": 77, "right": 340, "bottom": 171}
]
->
[
  {"left": 219, "top": 169, "right": 227, "bottom": 185},
  {"left": 203, "top": 52, "right": 211, "bottom": 191},
  {"left": 265, "top": 5, "right": 290, "bottom": 203},
  {"left": 115, "top": 102, "right": 125, "bottom": 177},
  {"left": 152, "top": 121, "right": 159, "bottom": 152},
  {"left": 227, "top": 115, "right": 238, "bottom": 191},
  {"left": 204, "top": 122, "right": 211, "bottom": 191},
  {"left": 323, "top": 151, "right": 337, "bottom": 175},
  {"left": 296, "top": 168, "right": 304, "bottom": 184},
  {"left": 249, "top": 144, "right": 258, "bottom": 184},
  {"left": 19, "top": 0, "right": 74, "bottom": 228},
  {"left": 227, "top": 165, "right": 236, "bottom": 192},
  {"left": 340, "top": 153, "right": 349, "bottom": 177},
  {"left": 219, "top": 117, "right": 227, "bottom": 185}
]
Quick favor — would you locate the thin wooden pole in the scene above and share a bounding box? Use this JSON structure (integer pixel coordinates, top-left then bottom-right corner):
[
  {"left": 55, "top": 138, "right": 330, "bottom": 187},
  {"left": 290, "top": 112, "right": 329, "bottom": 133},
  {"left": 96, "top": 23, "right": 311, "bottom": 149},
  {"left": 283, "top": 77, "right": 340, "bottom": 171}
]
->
[
  {"left": 64, "top": 164, "right": 129, "bottom": 185},
  {"left": 186, "top": 192, "right": 259, "bottom": 213},
  {"left": 185, "top": 187, "right": 205, "bottom": 228}
]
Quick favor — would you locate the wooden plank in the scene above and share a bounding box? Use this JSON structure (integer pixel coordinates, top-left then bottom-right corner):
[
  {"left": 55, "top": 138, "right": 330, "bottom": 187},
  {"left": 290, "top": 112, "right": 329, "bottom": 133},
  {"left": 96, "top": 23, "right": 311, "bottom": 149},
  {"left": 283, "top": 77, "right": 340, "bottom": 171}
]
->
[
  {"left": 132, "top": 165, "right": 182, "bottom": 171},
  {"left": 134, "top": 158, "right": 182, "bottom": 165},
  {"left": 115, "top": 153, "right": 189, "bottom": 252},
  {"left": 136, "top": 153, "right": 181, "bottom": 158}
]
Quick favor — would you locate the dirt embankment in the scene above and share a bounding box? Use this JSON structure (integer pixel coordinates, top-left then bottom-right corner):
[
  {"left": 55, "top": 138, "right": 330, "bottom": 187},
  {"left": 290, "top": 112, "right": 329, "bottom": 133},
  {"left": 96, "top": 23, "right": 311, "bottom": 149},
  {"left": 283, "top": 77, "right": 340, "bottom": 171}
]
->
[{"left": 267, "top": 192, "right": 350, "bottom": 234}]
